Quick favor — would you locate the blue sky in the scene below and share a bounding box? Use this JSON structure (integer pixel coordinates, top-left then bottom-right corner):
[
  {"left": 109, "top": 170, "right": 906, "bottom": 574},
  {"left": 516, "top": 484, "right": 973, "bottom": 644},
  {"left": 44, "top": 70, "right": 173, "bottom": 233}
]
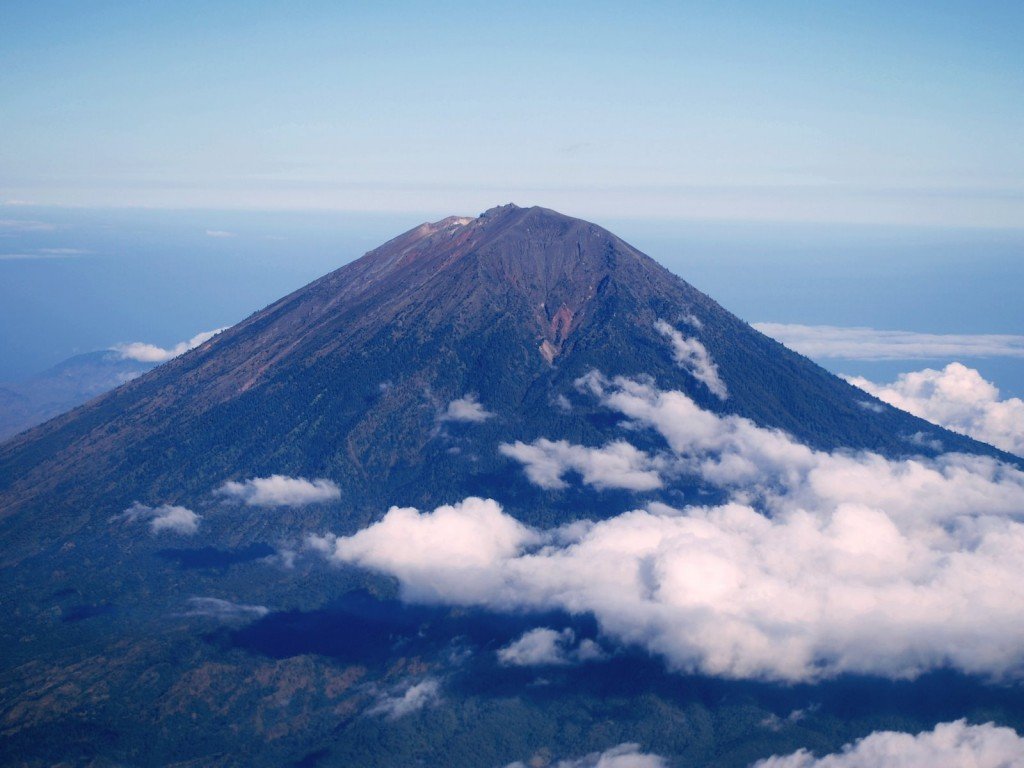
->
[{"left": 2, "top": 1, "right": 1023, "bottom": 225}]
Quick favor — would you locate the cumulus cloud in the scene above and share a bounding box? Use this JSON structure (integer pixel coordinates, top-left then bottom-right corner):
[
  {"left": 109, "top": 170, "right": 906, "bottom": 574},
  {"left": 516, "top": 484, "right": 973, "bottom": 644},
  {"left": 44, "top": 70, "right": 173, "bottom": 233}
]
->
[
  {"left": 115, "top": 502, "right": 200, "bottom": 535},
  {"left": 113, "top": 328, "right": 224, "bottom": 363},
  {"left": 846, "top": 363, "right": 1024, "bottom": 456},
  {"left": 754, "top": 323, "right": 1024, "bottom": 360},
  {"left": 655, "top": 320, "right": 728, "bottom": 399},
  {"left": 498, "top": 627, "right": 605, "bottom": 666},
  {"left": 499, "top": 439, "right": 664, "bottom": 491},
  {"left": 752, "top": 720, "right": 1024, "bottom": 767},
  {"left": 183, "top": 597, "right": 269, "bottom": 621},
  {"left": 308, "top": 498, "right": 539, "bottom": 603},
  {"left": 507, "top": 743, "right": 667, "bottom": 768},
  {"left": 216, "top": 475, "right": 340, "bottom": 507},
  {"left": 440, "top": 394, "right": 494, "bottom": 423},
  {"left": 366, "top": 679, "right": 441, "bottom": 719},
  {"left": 313, "top": 375, "right": 1024, "bottom": 683}
]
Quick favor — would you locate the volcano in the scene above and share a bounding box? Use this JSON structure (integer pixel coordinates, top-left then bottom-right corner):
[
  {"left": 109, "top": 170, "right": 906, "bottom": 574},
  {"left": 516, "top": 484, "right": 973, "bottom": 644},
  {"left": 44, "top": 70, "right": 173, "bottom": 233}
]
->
[
  {"left": 0, "top": 205, "right": 999, "bottom": 526},
  {"left": 1, "top": 205, "right": 1020, "bottom": 767}
]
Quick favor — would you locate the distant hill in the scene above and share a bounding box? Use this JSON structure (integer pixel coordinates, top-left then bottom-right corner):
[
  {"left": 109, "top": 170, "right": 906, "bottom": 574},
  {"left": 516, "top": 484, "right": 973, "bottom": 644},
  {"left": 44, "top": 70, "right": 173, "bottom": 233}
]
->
[{"left": 0, "top": 351, "right": 153, "bottom": 441}]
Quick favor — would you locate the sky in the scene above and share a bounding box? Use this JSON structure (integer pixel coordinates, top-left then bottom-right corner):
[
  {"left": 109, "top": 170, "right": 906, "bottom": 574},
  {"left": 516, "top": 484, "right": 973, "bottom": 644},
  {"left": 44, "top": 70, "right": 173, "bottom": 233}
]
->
[
  {"left": 0, "top": 2, "right": 1021, "bottom": 401},
  {"left": 1, "top": 1, "right": 1023, "bottom": 225}
]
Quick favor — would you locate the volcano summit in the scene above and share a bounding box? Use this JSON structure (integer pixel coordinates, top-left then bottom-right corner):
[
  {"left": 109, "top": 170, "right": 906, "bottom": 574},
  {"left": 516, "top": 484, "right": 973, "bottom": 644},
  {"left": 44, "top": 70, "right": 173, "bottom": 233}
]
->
[{"left": 2, "top": 205, "right": 1023, "bottom": 767}]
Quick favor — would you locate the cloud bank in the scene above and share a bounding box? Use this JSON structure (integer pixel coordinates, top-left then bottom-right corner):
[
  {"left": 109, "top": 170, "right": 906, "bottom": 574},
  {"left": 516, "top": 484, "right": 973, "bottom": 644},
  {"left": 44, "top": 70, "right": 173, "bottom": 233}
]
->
[
  {"left": 655, "top": 319, "right": 728, "bottom": 399},
  {"left": 217, "top": 475, "right": 340, "bottom": 507},
  {"left": 313, "top": 375, "right": 1024, "bottom": 683},
  {"left": 754, "top": 323, "right": 1024, "bottom": 360},
  {"left": 115, "top": 502, "right": 200, "bottom": 535},
  {"left": 753, "top": 720, "right": 1024, "bottom": 767},
  {"left": 113, "top": 328, "right": 224, "bottom": 363},
  {"left": 846, "top": 363, "right": 1024, "bottom": 456}
]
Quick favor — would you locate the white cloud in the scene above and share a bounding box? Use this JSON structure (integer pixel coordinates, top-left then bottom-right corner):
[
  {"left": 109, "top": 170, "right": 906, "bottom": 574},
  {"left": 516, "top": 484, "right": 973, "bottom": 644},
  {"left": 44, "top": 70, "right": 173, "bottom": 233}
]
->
[
  {"left": 500, "top": 439, "right": 664, "bottom": 491},
  {"left": 498, "top": 627, "right": 605, "bottom": 666},
  {"left": 313, "top": 375, "right": 1024, "bottom": 683},
  {"left": 752, "top": 720, "right": 1024, "bottom": 767},
  {"left": 113, "top": 328, "right": 224, "bottom": 363},
  {"left": 440, "top": 394, "right": 494, "bottom": 423},
  {"left": 366, "top": 679, "right": 441, "bottom": 719},
  {"left": 754, "top": 323, "right": 1024, "bottom": 360},
  {"left": 217, "top": 475, "right": 340, "bottom": 507},
  {"left": 308, "top": 497, "right": 539, "bottom": 603},
  {"left": 204, "top": 229, "right": 236, "bottom": 238},
  {"left": 846, "top": 363, "right": 1024, "bottom": 456},
  {"left": 184, "top": 597, "right": 269, "bottom": 621},
  {"left": 115, "top": 502, "right": 200, "bottom": 535},
  {"left": 655, "top": 320, "right": 728, "bottom": 399},
  {"left": 508, "top": 743, "right": 667, "bottom": 768}
]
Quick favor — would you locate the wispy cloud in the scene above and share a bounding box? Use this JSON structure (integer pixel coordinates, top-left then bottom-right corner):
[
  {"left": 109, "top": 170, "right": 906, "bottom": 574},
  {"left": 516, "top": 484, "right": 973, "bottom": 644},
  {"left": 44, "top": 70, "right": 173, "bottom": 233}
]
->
[
  {"left": 0, "top": 218, "right": 56, "bottom": 232},
  {"left": 754, "top": 323, "right": 1024, "bottom": 360},
  {"left": 204, "top": 229, "right": 236, "bottom": 238},
  {"left": 0, "top": 247, "right": 87, "bottom": 260},
  {"left": 753, "top": 720, "right": 1024, "bottom": 768},
  {"left": 847, "top": 363, "right": 1024, "bottom": 456},
  {"left": 655, "top": 319, "right": 728, "bottom": 399},
  {"left": 113, "top": 502, "right": 200, "bottom": 535},
  {"left": 217, "top": 475, "right": 341, "bottom": 507},
  {"left": 113, "top": 328, "right": 224, "bottom": 363},
  {"left": 183, "top": 597, "right": 269, "bottom": 621}
]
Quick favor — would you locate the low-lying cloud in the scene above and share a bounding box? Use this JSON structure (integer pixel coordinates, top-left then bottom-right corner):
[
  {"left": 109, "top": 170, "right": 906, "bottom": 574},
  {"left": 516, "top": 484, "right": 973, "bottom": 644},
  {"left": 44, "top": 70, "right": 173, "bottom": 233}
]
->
[
  {"left": 115, "top": 502, "right": 200, "bottom": 535},
  {"left": 846, "top": 363, "right": 1024, "bottom": 456},
  {"left": 655, "top": 319, "right": 728, "bottom": 399},
  {"left": 753, "top": 720, "right": 1024, "bottom": 767},
  {"left": 366, "top": 678, "right": 441, "bottom": 719},
  {"left": 500, "top": 439, "right": 664, "bottom": 491},
  {"left": 754, "top": 323, "right": 1024, "bottom": 360},
  {"left": 440, "top": 394, "right": 494, "bottom": 423},
  {"left": 113, "top": 328, "right": 224, "bottom": 363},
  {"left": 498, "top": 627, "right": 605, "bottom": 666},
  {"left": 507, "top": 743, "right": 667, "bottom": 768},
  {"left": 312, "top": 375, "right": 1024, "bottom": 683},
  {"left": 216, "top": 475, "right": 340, "bottom": 507},
  {"left": 183, "top": 597, "right": 269, "bottom": 621}
]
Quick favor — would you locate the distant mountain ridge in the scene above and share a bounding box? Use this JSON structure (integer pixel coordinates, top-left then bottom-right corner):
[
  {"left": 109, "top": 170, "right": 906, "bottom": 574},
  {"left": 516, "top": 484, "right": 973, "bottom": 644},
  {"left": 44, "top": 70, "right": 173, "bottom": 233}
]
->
[{"left": 0, "top": 350, "right": 153, "bottom": 441}]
